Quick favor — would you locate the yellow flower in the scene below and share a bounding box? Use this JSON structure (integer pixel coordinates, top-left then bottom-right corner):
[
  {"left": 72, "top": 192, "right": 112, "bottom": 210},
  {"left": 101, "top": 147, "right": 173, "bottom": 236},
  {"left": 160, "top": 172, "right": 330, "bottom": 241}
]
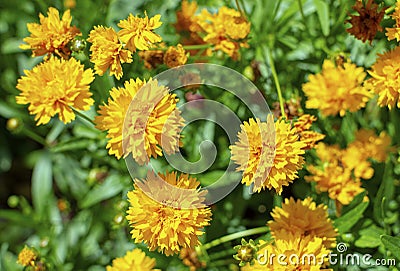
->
[
  {"left": 305, "top": 143, "right": 366, "bottom": 206},
  {"left": 88, "top": 26, "right": 132, "bottom": 79},
  {"left": 126, "top": 171, "right": 212, "bottom": 256},
  {"left": 196, "top": 7, "right": 250, "bottom": 59},
  {"left": 242, "top": 234, "right": 332, "bottom": 271},
  {"left": 349, "top": 129, "right": 392, "bottom": 162},
  {"left": 230, "top": 115, "right": 306, "bottom": 194},
  {"left": 117, "top": 12, "right": 162, "bottom": 52},
  {"left": 17, "top": 246, "right": 37, "bottom": 267},
  {"left": 269, "top": 197, "right": 337, "bottom": 249},
  {"left": 95, "top": 78, "right": 184, "bottom": 163},
  {"left": 20, "top": 7, "right": 81, "bottom": 58},
  {"left": 164, "top": 44, "right": 188, "bottom": 68},
  {"left": 106, "top": 248, "right": 158, "bottom": 271},
  {"left": 16, "top": 57, "right": 94, "bottom": 125},
  {"left": 174, "top": 0, "right": 200, "bottom": 33},
  {"left": 302, "top": 60, "right": 372, "bottom": 116},
  {"left": 293, "top": 114, "right": 325, "bottom": 150},
  {"left": 386, "top": 1, "right": 400, "bottom": 41},
  {"left": 138, "top": 43, "right": 165, "bottom": 69},
  {"left": 365, "top": 47, "right": 400, "bottom": 109}
]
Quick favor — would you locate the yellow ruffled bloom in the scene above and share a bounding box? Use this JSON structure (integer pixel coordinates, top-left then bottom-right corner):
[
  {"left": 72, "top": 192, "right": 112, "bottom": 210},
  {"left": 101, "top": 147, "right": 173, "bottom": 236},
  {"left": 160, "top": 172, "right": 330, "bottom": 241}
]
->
[
  {"left": 302, "top": 60, "right": 372, "bottom": 116},
  {"left": 348, "top": 129, "right": 392, "bottom": 162},
  {"left": 20, "top": 7, "right": 81, "bottom": 58},
  {"left": 106, "top": 248, "right": 159, "bottom": 271},
  {"left": 88, "top": 26, "right": 132, "bottom": 79},
  {"left": 17, "top": 246, "right": 37, "bottom": 267},
  {"left": 365, "top": 46, "right": 400, "bottom": 109},
  {"left": 95, "top": 78, "right": 184, "bottom": 163},
  {"left": 16, "top": 57, "right": 94, "bottom": 125},
  {"left": 196, "top": 6, "right": 250, "bottom": 59},
  {"left": 293, "top": 114, "right": 325, "bottom": 150},
  {"left": 305, "top": 143, "right": 368, "bottom": 206},
  {"left": 242, "top": 233, "right": 332, "bottom": 271},
  {"left": 117, "top": 12, "right": 162, "bottom": 52},
  {"left": 386, "top": 1, "right": 400, "bottom": 41},
  {"left": 164, "top": 44, "right": 188, "bottom": 68},
  {"left": 268, "top": 197, "right": 338, "bottom": 249},
  {"left": 126, "top": 171, "right": 212, "bottom": 256},
  {"left": 230, "top": 115, "right": 306, "bottom": 194}
]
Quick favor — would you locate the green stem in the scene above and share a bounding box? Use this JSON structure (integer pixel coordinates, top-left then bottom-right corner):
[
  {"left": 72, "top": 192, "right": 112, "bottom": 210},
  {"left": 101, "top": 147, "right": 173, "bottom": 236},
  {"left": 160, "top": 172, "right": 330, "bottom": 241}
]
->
[
  {"left": 273, "top": 193, "right": 283, "bottom": 207},
  {"left": 22, "top": 128, "right": 48, "bottom": 146},
  {"left": 209, "top": 248, "right": 236, "bottom": 260},
  {"left": 235, "top": 0, "right": 243, "bottom": 13},
  {"left": 71, "top": 107, "right": 95, "bottom": 125},
  {"left": 297, "top": 0, "right": 307, "bottom": 28},
  {"left": 266, "top": 46, "right": 286, "bottom": 118},
  {"left": 183, "top": 44, "right": 213, "bottom": 51},
  {"left": 385, "top": 5, "right": 395, "bottom": 14},
  {"left": 202, "top": 226, "right": 269, "bottom": 250}
]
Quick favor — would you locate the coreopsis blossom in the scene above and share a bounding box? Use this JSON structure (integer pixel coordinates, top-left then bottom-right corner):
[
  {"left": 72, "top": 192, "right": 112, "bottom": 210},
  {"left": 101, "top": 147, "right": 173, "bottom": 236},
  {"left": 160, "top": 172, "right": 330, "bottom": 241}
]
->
[
  {"left": 95, "top": 78, "right": 184, "bottom": 163},
  {"left": 138, "top": 43, "right": 165, "bottom": 69},
  {"left": 117, "top": 12, "right": 162, "bottom": 52},
  {"left": 302, "top": 60, "right": 372, "bottom": 116},
  {"left": 349, "top": 129, "right": 392, "bottom": 162},
  {"left": 293, "top": 114, "right": 325, "bottom": 150},
  {"left": 106, "top": 249, "right": 158, "bottom": 271},
  {"left": 346, "top": 0, "right": 386, "bottom": 43},
  {"left": 305, "top": 143, "right": 366, "bottom": 205},
  {"left": 126, "top": 171, "right": 212, "bottom": 256},
  {"left": 269, "top": 197, "right": 337, "bottom": 249},
  {"left": 17, "top": 246, "right": 37, "bottom": 267},
  {"left": 164, "top": 44, "right": 188, "bottom": 68},
  {"left": 230, "top": 115, "right": 306, "bottom": 194},
  {"left": 386, "top": 1, "right": 400, "bottom": 41},
  {"left": 241, "top": 234, "right": 332, "bottom": 271},
  {"left": 174, "top": 0, "right": 200, "bottom": 33},
  {"left": 196, "top": 6, "right": 250, "bottom": 58},
  {"left": 20, "top": 7, "right": 81, "bottom": 58},
  {"left": 16, "top": 57, "right": 94, "bottom": 125},
  {"left": 88, "top": 26, "right": 132, "bottom": 79},
  {"left": 364, "top": 47, "right": 400, "bottom": 109}
]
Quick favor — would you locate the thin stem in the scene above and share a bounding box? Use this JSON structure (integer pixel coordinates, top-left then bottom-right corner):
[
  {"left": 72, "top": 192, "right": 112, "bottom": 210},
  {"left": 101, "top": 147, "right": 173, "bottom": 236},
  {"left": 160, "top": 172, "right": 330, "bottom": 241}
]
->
[
  {"left": 385, "top": 5, "right": 395, "bottom": 14},
  {"left": 23, "top": 128, "right": 48, "bottom": 146},
  {"left": 71, "top": 107, "right": 95, "bottom": 125},
  {"left": 266, "top": 46, "right": 286, "bottom": 119},
  {"left": 147, "top": 44, "right": 213, "bottom": 51},
  {"left": 202, "top": 226, "right": 269, "bottom": 250},
  {"left": 297, "top": 0, "right": 308, "bottom": 30},
  {"left": 209, "top": 248, "right": 236, "bottom": 260}
]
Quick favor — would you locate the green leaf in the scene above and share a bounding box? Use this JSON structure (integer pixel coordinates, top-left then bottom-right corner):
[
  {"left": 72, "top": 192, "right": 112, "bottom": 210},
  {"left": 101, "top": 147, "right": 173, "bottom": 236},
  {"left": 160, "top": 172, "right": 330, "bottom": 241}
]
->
[
  {"left": 335, "top": 201, "right": 369, "bottom": 234},
  {"left": 79, "top": 175, "right": 125, "bottom": 209},
  {"left": 381, "top": 235, "right": 400, "bottom": 260},
  {"left": 32, "top": 151, "right": 53, "bottom": 216},
  {"left": 355, "top": 225, "right": 385, "bottom": 248},
  {"left": 313, "top": 0, "right": 330, "bottom": 36},
  {"left": 374, "top": 163, "right": 394, "bottom": 225}
]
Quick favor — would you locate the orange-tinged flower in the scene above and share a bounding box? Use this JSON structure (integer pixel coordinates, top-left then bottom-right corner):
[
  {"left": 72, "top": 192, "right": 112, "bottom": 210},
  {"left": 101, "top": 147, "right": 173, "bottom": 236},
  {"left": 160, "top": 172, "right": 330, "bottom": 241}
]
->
[
  {"left": 346, "top": 0, "right": 386, "bottom": 43},
  {"left": 302, "top": 60, "right": 372, "bottom": 116},
  {"left": 293, "top": 114, "right": 325, "bottom": 150},
  {"left": 180, "top": 247, "right": 206, "bottom": 271},
  {"left": 20, "top": 7, "right": 81, "bottom": 58},
  {"left": 230, "top": 115, "right": 306, "bottom": 194},
  {"left": 386, "top": 1, "right": 400, "bottom": 41},
  {"left": 95, "top": 78, "right": 184, "bottom": 163},
  {"left": 126, "top": 171, "right": 212, "bottom": 256},
  {"left": 349, "top": 129, "right": 392, "bottom": 162},
  {"left": 365, "top": 47, "right": 400, "bottom": 109},
  {"left": 106, "top": 248, "right": 159, "bottom": 271},
  {"left": 195, "top": 7, "right": 250, "bottom": 59},
  {"left": 164, "top": 44, "right": 188, "bottom": 68},
  {"left": 88, "top": 26, "right": 132, "bottom": 79},
  {"left": 174, "top": 0, "right": 200, "bottom": 32},
  {"left": 16, "top": 57, "right": 94, "bottom": 125},
  {"left": 117, "top": 12, "right": 162, "bottom": 52},
  {"left": 138, "top": 43, "right": 165, "bottom": 69},
  {"left": 269, "top": 197, "right": 337, "bottom": 249}
]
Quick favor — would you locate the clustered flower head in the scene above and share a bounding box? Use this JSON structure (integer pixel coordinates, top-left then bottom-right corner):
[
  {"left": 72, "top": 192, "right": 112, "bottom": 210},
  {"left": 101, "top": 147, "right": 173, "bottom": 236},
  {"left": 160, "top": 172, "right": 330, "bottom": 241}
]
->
[
  {"left": 17, "top": 246, "right": 37, "bottom": 267},
  {"left": 306, "top": 129, "right": 391, "bottom": 206},
  {"left": 241, "top": 198, "right": 337, "bottom": 271},
  {"left": 230, "top": 114, "right": 307, "bottom": 194},
  {"left": 20, "top": 7, "right": 81, "bottom": 58},
  {"left": 164, "top": 44, "right": 188, "bottom": 68},
  {"left": 106, "top": 248, "right": 159, "bottom": 271},
  {"left": 302, "top": 59, "right": 372, "bottom": 116},
  {"left": 126, "top": 171, "right": 212, "bottom": 256},
  {"left": 364, "top": 46, "right": 400, "bottom": 109},
  {"left": 386, "top": 0, "right": 400, "bottom": 41},
  {"left": 346, "top": 0, "right": 386, "bottom": 44},
  {"left": 88, "top": 26, "right": 132, "bottom": 79},
  {"left": 293, "top": 114, "right": 325, "bottom": 150},
  {"left": 16, "top": 57, "right": 94, "bottom": 125},
  {"left": 95, "top": 78, "right": 184, "bottom": 163}
]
